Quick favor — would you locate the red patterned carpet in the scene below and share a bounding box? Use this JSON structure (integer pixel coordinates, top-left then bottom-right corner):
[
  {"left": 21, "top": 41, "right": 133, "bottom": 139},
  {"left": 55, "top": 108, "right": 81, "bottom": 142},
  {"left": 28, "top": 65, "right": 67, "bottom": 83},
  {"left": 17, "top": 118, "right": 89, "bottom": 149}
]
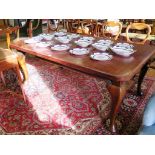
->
[{"left": 0, "top": 56, "right": 155, "bottom": 135}]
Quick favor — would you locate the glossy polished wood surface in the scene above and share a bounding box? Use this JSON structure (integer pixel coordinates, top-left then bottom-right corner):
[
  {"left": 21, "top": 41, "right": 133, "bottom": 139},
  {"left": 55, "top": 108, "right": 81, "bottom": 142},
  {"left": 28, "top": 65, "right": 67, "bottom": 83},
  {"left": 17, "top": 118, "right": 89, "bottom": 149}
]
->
[{"left": 10, "top": 36, "right": 155, "bottom": 82}]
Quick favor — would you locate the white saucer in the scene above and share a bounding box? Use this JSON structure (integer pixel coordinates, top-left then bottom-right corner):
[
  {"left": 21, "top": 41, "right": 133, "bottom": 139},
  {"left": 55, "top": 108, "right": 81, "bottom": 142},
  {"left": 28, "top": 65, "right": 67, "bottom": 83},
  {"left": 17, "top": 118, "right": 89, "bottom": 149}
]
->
[
  {"left": 67, "top": 34, "right": 80, "bottom": 39},
  {"left": 24, "top": 38, "right": 40, "bottom": 44},
  {"left": 51, "top": 45, "right": 70, "bottom": 51},
  {"left": 90, "top": 53, "right": 113, "bottom": 61},
  {"left": 75, "top": 40, "right": 92, "bottom": 47},
  {"left": 97, "top": 39, "right": 113, "bottom": 45},
  {"left": 36, "top": 42, "right": 51, "bottom": 48},
  {"left": 69, "top": 48, "right": 89, "bottom": 55},
  {"left": 92, "top": 43, "right": 109, "bottom": 51},
  {"left": 81, "top": 36, "right": 95, "bottom": 41},
  {"left": 55, "top": 36, "right": 71, "bottom": 44},
  {"left": 110, "top": 47, "right": 135, "bottom": 57},
  {"left": 54, "top": 32, "right": 66, "bottom": 36}
]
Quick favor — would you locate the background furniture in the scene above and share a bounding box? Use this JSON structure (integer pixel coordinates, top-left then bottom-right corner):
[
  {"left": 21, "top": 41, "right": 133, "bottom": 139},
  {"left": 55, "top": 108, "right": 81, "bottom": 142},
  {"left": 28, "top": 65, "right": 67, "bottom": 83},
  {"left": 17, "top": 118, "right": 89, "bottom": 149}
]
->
[
  {"left": 125, "top": 23, "right": 155, "bottom": 81},
  {"left": 17, "top": 19, "right": 42, "bottom": 37},
  {"left": 76, "top": 19, "right": 97, "bottom": 35},
  {"left": 0, "top": 48, "right": 26, "bottom": 101},
  {"left": 61, "top": 19, "right": 79, "bottom": 33},
  {"left": 95, "top": 21, "right": 122, "bottom": 40},
  {"left": 126, "top": 23, "right": 151, "bottom": 44},
  {"left": 139, "top": 94, "right": 155, "bottom": 135},
  {"left": 0, "top": 25, "right": 28, "bottom": 82},
  {"left": 47, "top": 19, "right": 61, "bottom": 32}
]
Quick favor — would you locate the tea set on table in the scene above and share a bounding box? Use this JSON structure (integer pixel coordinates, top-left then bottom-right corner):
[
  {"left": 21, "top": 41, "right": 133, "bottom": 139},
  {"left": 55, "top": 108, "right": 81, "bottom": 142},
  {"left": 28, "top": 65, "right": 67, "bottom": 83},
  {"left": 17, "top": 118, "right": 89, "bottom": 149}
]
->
[{"left": 24, "top": 31, "right": 135, "bottom": 61}]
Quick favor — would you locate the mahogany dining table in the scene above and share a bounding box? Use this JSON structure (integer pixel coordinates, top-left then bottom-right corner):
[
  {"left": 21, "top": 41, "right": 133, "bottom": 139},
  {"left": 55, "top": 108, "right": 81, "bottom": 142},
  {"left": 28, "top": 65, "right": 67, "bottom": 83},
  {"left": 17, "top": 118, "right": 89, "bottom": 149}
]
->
[{"left": 10, "top": 33, "right": 155, "bottom": 132}]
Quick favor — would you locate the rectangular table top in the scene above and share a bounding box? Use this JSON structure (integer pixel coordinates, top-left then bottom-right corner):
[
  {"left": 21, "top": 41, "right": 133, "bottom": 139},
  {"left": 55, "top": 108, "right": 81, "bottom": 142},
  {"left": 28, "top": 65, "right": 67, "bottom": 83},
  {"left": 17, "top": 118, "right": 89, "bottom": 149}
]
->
[{"left": 10, "top": 34, "right": 155, "bottom": 82}]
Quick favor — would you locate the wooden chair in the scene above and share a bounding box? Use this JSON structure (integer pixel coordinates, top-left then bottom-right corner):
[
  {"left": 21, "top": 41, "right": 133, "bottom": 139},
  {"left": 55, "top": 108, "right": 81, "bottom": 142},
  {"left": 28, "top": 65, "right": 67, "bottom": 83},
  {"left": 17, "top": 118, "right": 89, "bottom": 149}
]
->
[
  {"left": 28, "top": 19, "right": 42, "bottom": 37},
  {"left": 16, "top": 19, "right": 42, "bottom": 37},
  {"left": 0, "top": 48, "right": 26, "bottom": 102},
  {"left": 96, "top": 21, "right": 122, "bottom": 40},
  {"left": 54, "top": 19, "right": 84, "bottom": 33},
  {"left": 62, "top": 19, "right": 80, "bottom": 33},
  {"left": 126, "top": 23, "right": 155, "bottom": 90},
  {"left": 76, "top": 19, "right": 96, "bottom": 35},
  {"left": 0, "top": 26, "right": 28, "bottom": 82},
  {"left": 47, "top": 19, "right": 61, "bottom": 32},
  {"left": 126, "top": 23, "right": 151, "bottom": 44}
]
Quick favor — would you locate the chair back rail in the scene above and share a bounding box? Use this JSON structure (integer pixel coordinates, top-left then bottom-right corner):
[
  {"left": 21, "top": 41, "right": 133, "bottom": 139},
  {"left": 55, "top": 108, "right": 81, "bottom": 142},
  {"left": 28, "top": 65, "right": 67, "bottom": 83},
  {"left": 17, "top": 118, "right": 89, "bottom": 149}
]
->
[
  {"left": 126, "top": 23, "right": 151, "bottom": 44},
  {"left": 96, "top": 21, "right": 122, "bottom": 40}
]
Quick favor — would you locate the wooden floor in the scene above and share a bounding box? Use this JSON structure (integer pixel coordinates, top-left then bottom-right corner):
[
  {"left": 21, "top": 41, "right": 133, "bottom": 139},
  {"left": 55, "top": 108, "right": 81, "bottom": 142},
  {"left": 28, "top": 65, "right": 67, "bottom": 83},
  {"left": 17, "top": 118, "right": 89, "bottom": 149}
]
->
[{"left": 0, "top": 38, "right": 155, "bottom": 78}]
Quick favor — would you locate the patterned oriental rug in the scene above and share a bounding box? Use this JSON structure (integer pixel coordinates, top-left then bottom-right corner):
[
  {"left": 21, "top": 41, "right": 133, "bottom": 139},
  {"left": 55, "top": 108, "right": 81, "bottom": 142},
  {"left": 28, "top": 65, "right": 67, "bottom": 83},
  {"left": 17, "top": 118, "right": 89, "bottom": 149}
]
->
[{"left": 0, "top": 56, "right": 155, "bottom": 135}]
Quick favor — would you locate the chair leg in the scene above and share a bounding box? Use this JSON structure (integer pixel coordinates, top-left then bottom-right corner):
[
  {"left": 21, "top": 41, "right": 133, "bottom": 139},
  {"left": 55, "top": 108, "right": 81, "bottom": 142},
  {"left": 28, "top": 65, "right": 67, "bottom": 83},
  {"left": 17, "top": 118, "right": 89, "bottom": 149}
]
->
[
  {"left": 14, "top": 66, "right": 26, "bottom": 103},
  {"left": 18, "top": 59, "right": 28, "bottom": 82},
  {"left": 16, "top": 53, "right": 28, "bottom": 82},
  {"left": 0, "top": 71, "right": 6, "bottom": 86}
]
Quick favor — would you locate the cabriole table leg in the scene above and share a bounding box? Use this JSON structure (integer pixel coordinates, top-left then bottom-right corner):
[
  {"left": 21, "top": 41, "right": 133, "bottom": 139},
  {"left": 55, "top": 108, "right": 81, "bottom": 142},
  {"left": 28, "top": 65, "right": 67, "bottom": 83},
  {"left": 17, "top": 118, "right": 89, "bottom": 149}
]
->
[{"left": 107, "top": 82, "right": 127, "bottom": 132}]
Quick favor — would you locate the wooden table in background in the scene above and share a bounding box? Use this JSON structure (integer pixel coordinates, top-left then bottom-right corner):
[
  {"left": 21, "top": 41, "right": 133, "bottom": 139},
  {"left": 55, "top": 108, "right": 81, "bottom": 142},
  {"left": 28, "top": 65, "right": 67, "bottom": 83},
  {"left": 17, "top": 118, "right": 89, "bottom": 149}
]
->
[{"left": 10, "top": 34, "right": 155, "bottom": 132}]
